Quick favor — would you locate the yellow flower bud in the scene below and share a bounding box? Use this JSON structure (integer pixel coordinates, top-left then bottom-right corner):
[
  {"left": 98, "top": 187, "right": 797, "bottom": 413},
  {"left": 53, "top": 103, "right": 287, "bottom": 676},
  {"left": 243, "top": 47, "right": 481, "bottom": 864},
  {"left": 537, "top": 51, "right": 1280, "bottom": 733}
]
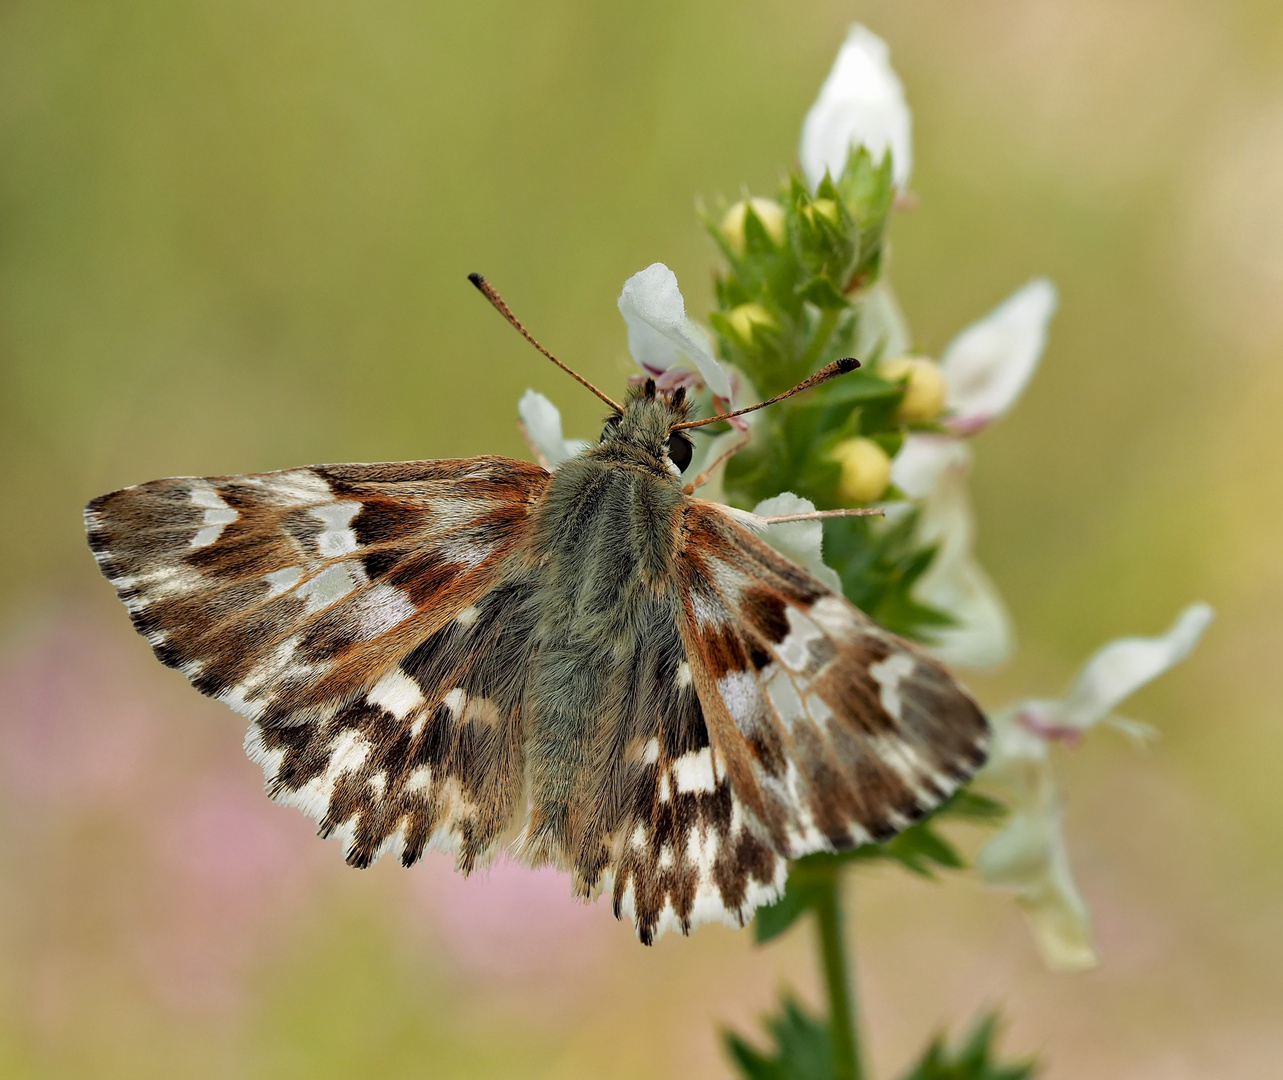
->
[
  {"left": 881, "top": 355, "right": 947, "bottom": 422},
  {"left": 727, "top": 302, "right": 775, "bottom": 341},
  {"left": 805, "top": 198, "right": 841, "bottom": 227},
  {"left": 721, "top": 197, "right": 786, "bottom": 255},
  {"left": 831, "top": 436, "right": 891, "bottom": 503}
]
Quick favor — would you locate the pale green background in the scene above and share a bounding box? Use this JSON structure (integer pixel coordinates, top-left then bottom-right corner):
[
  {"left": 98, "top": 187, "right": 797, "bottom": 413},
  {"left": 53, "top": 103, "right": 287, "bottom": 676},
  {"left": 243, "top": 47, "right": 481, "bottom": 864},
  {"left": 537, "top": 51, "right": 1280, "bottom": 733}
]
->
[{"left": 2, "top": 1, "right": 1281, "bottom": 1077}]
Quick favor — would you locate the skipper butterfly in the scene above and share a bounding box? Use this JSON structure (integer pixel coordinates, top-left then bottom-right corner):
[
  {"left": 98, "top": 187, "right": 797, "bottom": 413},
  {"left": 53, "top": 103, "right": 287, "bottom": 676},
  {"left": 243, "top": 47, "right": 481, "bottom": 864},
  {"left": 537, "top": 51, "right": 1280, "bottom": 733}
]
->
[{"left": 85, "top": 275, "right": 987, "bottom": 944}]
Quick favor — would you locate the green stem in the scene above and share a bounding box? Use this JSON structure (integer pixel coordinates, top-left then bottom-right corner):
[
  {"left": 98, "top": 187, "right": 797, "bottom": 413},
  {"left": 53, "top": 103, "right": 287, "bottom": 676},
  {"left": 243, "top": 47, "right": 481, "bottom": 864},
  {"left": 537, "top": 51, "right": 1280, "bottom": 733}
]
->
[
  {"left": 797, "top": 306, "right": 842, "bottom": 378},
  {"left": 815, "top": 868, "right": 864, "bottom": 1080}
]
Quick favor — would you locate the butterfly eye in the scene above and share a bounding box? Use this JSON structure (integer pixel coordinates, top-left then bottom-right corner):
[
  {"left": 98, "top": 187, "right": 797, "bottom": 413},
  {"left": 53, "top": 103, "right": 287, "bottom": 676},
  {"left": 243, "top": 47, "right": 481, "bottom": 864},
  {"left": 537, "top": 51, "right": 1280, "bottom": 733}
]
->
[{"left": 666, "top": 433, "right": 693, "bottom": 472}]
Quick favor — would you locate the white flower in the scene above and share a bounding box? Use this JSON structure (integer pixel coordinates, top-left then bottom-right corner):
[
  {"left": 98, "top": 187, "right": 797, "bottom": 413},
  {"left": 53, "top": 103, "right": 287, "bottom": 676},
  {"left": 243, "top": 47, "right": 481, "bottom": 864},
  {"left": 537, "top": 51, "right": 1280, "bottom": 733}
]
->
[
  {"left": 887, "top": 279, "right": 1058, "bottom": 668},
  {"left": 898, "top": 439, "right": 1014, "bottom": 668},
  {"left": 752, "top": 493, "right": 843, "bottom": 593},
  {"left": 617, "top": 263, "right": 732, "bottom": 399},
  {"left": 939, "top": 279, "right": 1058, "bottom": 436},
  {"left": 517, "top": 390, "right": 588, "bottom": 469},
  {"left": 800, "top": 25, "right": 913, "bottom": 191},
  {"left": 976, "top": 604, "right": 1215, "bottom": 971}
]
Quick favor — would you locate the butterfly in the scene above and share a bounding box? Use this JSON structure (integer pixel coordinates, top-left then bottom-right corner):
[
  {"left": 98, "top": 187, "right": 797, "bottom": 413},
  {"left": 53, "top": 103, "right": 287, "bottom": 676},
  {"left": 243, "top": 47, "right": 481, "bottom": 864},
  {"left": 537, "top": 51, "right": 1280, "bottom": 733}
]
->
[{"left": 85, "top": 275, "right": 988, "bottom": 945}]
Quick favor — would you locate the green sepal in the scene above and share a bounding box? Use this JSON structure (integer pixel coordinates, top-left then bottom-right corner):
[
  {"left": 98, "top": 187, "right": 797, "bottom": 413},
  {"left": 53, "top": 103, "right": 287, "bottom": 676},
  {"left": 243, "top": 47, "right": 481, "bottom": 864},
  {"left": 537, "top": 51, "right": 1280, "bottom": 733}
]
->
[
  {"left": 899, "top": 1014, "right": 1038, "bottom": 1080},
  {"left": 796, "top": 275, "right": 850, "bottom": 312},
  {"left": 724, "top": 996, "right": 834, "bottom": 1080}
]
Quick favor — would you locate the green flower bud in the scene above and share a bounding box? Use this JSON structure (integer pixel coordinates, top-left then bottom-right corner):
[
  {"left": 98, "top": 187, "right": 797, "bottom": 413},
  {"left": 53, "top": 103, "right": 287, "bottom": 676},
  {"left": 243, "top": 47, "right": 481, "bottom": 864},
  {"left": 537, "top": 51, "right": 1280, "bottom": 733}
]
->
[
  {"left": 831, "top": 436, "right": 891, "bottom": 503},
  {"left": 727, "top": 302, "right": 775, "bottom": 341},
  {"left": 881, "top": 355, "right": 946, "bottom": 422},
  {"left": 721, "top": 197, "right": 786, "bottom": 255}
]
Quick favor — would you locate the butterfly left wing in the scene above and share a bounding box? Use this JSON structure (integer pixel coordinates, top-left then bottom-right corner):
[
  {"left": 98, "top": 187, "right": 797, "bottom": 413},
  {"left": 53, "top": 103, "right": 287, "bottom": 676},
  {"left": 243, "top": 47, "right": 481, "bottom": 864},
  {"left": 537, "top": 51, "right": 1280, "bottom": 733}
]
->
[{"left": 86, "top": 456, "right": 551, "bottom": 868}]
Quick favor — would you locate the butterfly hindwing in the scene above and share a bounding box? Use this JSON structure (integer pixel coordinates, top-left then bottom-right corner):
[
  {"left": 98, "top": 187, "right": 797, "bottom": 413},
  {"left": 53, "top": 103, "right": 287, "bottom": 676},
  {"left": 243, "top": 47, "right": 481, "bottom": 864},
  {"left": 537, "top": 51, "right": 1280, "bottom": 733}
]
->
[
  {"left": 678, "top": 501, "right": 989, "bottom": 859},
  {"left": 87, "top": 456, "right": 550, "bottom": 869},
  {"left": 247, "top": 572, "right": 542, "bottom": 870},
  {"left": 602, "top": 601, "right": 787, "bottom": 945}
]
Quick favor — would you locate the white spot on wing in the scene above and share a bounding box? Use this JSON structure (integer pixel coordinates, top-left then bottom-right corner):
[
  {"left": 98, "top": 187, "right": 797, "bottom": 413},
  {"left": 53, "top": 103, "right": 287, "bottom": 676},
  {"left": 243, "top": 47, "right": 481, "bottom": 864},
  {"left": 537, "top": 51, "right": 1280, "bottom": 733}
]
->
[
  {"left": 444, "top": 538, "right": 494, "bottom": 568},
  {"left": 869, "top": 652, "right": 916, "bottom": 722},
  {"left": 676, "top": 660, "right": 692, "bottom": 688},
  {"left": 777, "top": 607, "right": 826, "bottom": 673},
  {"left": 442, "top": 687, "right": 466, "bottom": 717},
  {"left": 328, "top": 729, "right": 370, "bottom": 776},
  {"left": 691, "top": 590, "right": 722, "bottom": 627},
  {"left": 810, "top": 595, "right": 859, "bottom": 638},
  {"left": 765, "top": 666, "right": 807, "bottom": 730},
  {"left": 455, "top": 605, "right": 480, "bottom": 628},
  {"left": 805, "top": 693, "right": 835, "bottom": 729},
  {"left": 367, "top": 668, "right": 426, "bottom": 719},
  {"left": 641, "top": 737, "right": 660, "bottom": 766},
  {"left": 299, "top": 562, "right": 358, "bottom": 613},
  {"left": 673, "top": 747, "right": 716, "bottom": 793},
  {"left": 717, "top": 671, "right": 758, "bottom": 720},
  {"left": 264, "top": 566, "right": 304, "bottom": 597},
  {"left": 189, "top": 483, "right": 238, "bottom": 548},
  {"left": 311, "top": 501, "right": 362, "bottom": 557},
  {"left": 189, "top": 484, "right": 227, "bottom": 510},
  {"left": 350, "top": 583, "right": 416, "bottom": 638}
]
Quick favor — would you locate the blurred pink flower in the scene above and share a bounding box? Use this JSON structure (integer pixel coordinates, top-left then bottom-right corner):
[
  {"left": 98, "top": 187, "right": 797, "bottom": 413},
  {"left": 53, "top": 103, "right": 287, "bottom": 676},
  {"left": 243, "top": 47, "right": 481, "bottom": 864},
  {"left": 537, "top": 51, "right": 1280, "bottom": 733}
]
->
[
  {"left": 411, "top": 854, "right": 608, "bottom": 977},
  {"left": 0, "top": 610, "right": 162, "bottom": 805},
  {"left": 1, "top": 606, "right": 327, "bottom": 1015}
]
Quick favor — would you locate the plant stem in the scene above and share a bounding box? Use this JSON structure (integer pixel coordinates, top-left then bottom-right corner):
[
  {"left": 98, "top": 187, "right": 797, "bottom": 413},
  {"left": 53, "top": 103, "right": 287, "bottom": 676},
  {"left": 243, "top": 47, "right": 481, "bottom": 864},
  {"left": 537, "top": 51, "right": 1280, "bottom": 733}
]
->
[
  {"left": 797, "top": 306, "right": 843, "bottom": 380},
  {"left": 815, "top": 868, "right": 864, "bottom": 1080}
]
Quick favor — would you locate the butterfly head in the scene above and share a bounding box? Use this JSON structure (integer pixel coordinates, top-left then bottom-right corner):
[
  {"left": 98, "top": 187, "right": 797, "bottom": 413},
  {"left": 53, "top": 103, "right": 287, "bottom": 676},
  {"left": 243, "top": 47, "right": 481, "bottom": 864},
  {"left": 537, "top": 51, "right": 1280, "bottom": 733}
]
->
[{"left": 593, "top": 379, "right": 695, "bottom": 477}]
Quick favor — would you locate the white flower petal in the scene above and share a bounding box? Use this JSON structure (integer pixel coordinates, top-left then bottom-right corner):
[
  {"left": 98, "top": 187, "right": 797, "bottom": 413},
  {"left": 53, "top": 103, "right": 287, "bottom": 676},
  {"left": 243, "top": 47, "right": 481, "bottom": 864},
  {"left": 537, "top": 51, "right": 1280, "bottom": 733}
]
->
[
  {"left": 754, "top": 494, "right": 843, "bottom": 593},
  {"left": 1018, "top": 825, "right": 1100, "bottom": 972},
  {"left": 1059, "top": 603, "right": 1215, "bottom": 730},
  {"left": 889, "top": 433, "right": 969, "bottom": 500},
  {"left": 800, "top": 25, "right": 912, "bottom": 190},
  {"left": 920, "top": 559, "right": 1013, "bottom": 670},
  {"left": 617, "top": 263, "right": 731, "bottom": 398},
  {"left": 854, "top": 280, "right": 912, "bottom": 362},
  {"left": 977, "top": 791, "right": 1099, "bottom": 972},
  {"left": 939, "top": 279, "right": 1058, "bottom": 431},
  {"left": 517, "top": 390, "right": 588, "bottom": 469},
  {"left": 905, "top": 444, "right": 1013, "bottom": 668}
]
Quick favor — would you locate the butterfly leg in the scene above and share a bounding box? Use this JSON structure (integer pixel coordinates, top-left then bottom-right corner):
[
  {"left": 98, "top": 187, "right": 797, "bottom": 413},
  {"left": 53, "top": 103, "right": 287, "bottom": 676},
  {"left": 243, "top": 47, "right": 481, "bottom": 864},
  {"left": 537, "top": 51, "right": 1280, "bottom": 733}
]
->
[{"left": 682, "top": 431, "right": 751, "bottom": 495}]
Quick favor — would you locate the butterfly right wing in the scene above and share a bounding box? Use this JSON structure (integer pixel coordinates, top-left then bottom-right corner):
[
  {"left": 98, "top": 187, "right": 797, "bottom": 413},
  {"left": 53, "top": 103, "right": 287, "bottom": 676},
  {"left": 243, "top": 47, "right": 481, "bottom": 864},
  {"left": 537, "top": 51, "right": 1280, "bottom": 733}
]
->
[{"left": 676, "top": 499, "right": 989, "bottom": 860}]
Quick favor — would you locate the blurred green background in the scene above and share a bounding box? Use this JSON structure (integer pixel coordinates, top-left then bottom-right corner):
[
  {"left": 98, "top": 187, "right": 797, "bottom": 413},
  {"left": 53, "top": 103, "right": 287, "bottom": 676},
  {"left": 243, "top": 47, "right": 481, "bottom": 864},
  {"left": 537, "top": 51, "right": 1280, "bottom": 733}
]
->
[{"left": 3, "top": 1, "right": 1282, "bottom": 1076}]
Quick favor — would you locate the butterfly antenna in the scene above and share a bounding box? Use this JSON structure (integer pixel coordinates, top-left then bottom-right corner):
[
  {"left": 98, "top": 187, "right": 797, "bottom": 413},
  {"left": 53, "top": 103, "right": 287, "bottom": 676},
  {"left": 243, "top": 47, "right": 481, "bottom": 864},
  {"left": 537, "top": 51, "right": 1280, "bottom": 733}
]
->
[
  {"left": 671, "top": 357, "right": 860, "bottom": 430},
  {"left": 469, "top": 273, "right": 623, "bottom": 413}
]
